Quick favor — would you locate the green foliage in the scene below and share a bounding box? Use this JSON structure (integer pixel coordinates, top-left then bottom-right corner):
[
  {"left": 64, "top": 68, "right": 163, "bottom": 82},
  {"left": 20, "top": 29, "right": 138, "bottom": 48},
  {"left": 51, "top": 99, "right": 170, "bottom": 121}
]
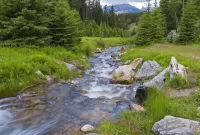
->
[
  {"left": 83, "top": 21, "right": 124, "bottom": 37},
  {"left": 167, "top": 30, "right": 179, "bottom": 44},
  {"left": 136, "top": 9, "right": 164, "bottom": 46},
  {"left": 179, "top": 1, "right": 198, "bottom": 44},
  {"left": 160, "top": 0, "right": 183, "bottom": 34},
  {"left": 135, "top": 13, "right": 152, "bottom": 45},
  {"left": 0, "top": 0, "right": 82, "bottom": 47},
  {"left": 100, "top": 89, "right": 199, "bottom": 134},
  {"left": 165, "top": 73, "right": 188, "bottom": 89}
]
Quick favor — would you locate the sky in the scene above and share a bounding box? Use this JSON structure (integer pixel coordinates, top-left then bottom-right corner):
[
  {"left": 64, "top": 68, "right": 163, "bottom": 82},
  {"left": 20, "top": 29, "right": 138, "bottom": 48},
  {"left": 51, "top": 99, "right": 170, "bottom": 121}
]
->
[{"left": 100, "top": 0, "right": 159, "bottom": 9}]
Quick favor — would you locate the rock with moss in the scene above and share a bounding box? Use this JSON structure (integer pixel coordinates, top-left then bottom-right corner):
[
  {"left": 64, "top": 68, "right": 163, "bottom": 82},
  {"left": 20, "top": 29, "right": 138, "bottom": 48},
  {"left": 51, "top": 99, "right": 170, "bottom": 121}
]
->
[
  {"left": 152, "top": 116, "right": 200, "bottom": 135},
  {"left": 111, "top": 58, "right": 143, "bottom": 84},
  {"left": 135, "top": 61, "right": 162, "bottom": 80}
]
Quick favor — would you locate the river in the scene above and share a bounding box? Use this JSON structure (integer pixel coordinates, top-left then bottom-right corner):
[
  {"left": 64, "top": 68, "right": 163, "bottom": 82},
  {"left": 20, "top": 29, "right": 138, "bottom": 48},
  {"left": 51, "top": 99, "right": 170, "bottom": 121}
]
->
[{"left": 0, "top": 46, "right": 140, "bottom": 135}]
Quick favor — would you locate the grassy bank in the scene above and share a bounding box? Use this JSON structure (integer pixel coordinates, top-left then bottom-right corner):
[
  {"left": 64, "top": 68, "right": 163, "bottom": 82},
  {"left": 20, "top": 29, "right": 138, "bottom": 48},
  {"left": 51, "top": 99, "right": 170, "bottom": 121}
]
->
[
  {"left": 0, "top": 37, "right": 135, "bottom": 97},
  {"left": 0, "top": 47, "right": 87, "bottom": 97},
  {"left": 99, "top": 89, "right": 200, "bottom": 135},
  {"left": 99, "top": 43, "right": 200, "bottom": 135}
]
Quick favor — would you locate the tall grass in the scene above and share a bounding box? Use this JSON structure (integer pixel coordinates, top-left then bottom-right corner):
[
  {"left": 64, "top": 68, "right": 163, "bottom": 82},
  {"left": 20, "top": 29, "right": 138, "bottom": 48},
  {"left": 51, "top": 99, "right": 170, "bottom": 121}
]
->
[
  {"left": 0, "top": 47, "right": 87, "bottom": 97},
  {"left": 99, "top": 89, "right": 200, "bottom": 135}
]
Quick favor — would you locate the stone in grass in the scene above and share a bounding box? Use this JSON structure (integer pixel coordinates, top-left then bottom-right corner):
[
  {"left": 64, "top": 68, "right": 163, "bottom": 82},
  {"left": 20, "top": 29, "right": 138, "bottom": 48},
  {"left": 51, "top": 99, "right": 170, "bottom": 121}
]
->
[
  {"left": 169, "top": 56, "right": 187, "bottom": 80},
  {"left": 81, "top": 124, "right": 95, "bottom": 133},
  {"left": 143, "top": 67, "right": 169, "bottom": 89},
  {"left": 152, "top": 115, "right": 200, "bottom": 135},
  {"left": 135, "top": 60, "right": 162, "bottom": 80}
]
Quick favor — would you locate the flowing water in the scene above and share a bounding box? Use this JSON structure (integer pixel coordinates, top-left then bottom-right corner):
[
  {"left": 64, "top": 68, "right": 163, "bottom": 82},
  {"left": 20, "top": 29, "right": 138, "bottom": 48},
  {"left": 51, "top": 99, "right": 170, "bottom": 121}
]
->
[{"left": 0, "top": 46, "right": 140, "bottom": 135}]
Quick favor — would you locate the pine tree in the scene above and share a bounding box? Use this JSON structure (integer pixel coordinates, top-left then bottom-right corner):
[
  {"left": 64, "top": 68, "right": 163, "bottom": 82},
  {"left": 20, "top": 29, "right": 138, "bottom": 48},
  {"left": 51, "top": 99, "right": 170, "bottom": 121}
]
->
[
  {"left": 0, "top": 0, "right": 82, "bottom": 47},
  {"left": 0, "top": 0, "right": 50, "bottom": 46},
  {"left": 136, "top": 13, "right": 152, "bottom": 45},
  {"left": 48, "top": 0, "right": 82, "bottom": 47},
  {"left": 179, "top": 0, "right": 197, "bottom": 44},
  {"left": 150, "top": 8, "right": 165, "bottom": 42}
]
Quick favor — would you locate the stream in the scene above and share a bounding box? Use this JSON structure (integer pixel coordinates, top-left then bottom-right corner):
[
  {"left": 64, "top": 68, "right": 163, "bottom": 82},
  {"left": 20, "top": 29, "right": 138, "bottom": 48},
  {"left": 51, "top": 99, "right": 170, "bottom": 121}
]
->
[{"left": 0, "top": 46, "right": 140, "bottom": 135}]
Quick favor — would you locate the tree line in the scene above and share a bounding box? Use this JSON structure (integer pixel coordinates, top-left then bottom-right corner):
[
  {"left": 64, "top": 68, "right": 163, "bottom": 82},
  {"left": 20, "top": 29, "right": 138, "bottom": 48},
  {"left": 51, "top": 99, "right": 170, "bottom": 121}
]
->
[
  {"left": 0, "top": 0, "right": 82, "bottom": 47},
  {"left": 68, "top": 0, "right": 142, "bottom": 37},
  {"left": 136, "top": 0, "right": 200, "bottom": 45}
]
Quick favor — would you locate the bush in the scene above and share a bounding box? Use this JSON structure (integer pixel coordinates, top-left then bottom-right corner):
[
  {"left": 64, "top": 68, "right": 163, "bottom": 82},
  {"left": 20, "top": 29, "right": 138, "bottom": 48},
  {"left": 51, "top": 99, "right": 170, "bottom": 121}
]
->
[
  {"left": 96, "top": 38, "right": 106, "bottom": 48},
  {"left": 169, "top": 75, "right": 188, "bottom": 89},
  {"left": 167, "top": 30, "right": 179, "bottom": 44}
]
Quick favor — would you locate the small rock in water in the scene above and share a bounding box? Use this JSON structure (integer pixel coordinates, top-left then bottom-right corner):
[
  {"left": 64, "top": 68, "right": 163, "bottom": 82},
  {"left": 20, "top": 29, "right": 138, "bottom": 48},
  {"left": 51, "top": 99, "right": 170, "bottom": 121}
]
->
[
  {"left": 79, "top": 90, "right": 88, "bottom": 94},
  {"left": 113, "top": 58, "right": 121, "bottom": 63},
  {"left": 81, "top": 124, "right": 95, "bottom": 132},
  {"left": 71, "top": 80, "right": 78, "bottom": 87}
]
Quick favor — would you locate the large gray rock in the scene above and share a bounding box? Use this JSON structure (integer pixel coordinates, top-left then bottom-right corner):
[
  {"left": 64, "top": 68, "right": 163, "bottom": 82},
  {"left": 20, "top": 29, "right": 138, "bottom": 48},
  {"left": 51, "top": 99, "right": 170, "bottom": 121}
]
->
[
  {"left": 135, "top": 61, "right": 162, "bottom": 80},
  {"left": 111, "top": 58, "right": 143, "bottom": 84},
  {"left": 170, "top": 56, "right": 187, "bottom": 80},
  {"left": 152, "top": 116, "right": 200, "bottom": 135},
  {"left": 144, "top": 67, "right": 169, "bottom": 89},
  {"left": 111, "top": 65, "right": 134, "bottom": 84}
]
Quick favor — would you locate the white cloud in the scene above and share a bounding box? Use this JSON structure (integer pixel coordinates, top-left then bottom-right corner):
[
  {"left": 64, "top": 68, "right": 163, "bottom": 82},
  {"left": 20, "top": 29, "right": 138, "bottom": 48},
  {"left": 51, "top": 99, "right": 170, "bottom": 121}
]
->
[
  {"left": 100, "top": 0, "right": 160, "bottom": 9},
  {"left": 129, "top": 2, "right": 145, "bottom": 9}
]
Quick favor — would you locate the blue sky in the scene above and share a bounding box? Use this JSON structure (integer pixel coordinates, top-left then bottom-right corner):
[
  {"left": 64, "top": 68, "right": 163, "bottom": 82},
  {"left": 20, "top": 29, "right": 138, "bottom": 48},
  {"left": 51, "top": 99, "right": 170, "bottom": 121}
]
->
[{"left": 100, "top": 0, "right": 160, "bottom": 9}]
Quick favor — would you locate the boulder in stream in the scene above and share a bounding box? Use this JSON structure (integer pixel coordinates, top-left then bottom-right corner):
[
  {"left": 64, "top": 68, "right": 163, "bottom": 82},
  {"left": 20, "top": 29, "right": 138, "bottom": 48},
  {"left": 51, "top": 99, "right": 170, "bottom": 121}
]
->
[
  {"left": 111, "top": 58, "right": 143, "bottom": 84},
  {"left": 152, "top": 116, "right": 200, "bottom": 135},
  {"left": 135, "top": 60, "right": 162, "bottom": 80}
]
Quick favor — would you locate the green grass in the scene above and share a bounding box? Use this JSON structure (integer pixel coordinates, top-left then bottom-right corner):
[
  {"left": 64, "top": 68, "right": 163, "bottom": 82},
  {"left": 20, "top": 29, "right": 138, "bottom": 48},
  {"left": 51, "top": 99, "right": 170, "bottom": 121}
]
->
[
  {"left": 122, "top": 44, "right": 200, "bottom": 73},
  {"left": 99, "top": 43, "right": 200, "bottom": 135},
  {"left": 0, "top": 46, "right": 87, "bottom": 97},
  {"left": 99, "top": 89, "right": 200, "bottom": 135},
  {"left": 0, "top": 37, "right": 136, "bottom": 97}
]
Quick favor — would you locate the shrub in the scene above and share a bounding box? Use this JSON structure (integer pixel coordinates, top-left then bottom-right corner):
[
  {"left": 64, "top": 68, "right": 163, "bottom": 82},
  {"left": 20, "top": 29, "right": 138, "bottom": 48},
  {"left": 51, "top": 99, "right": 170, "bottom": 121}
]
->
[
  {"left": 169, "top": 75, "right": 188, "bottom": 89},
  {"left": 96, "top": 38, "right": 106, "bottom": 48},
  {"left": 167, "top": 30, "right": 179, "bottom": 44}
]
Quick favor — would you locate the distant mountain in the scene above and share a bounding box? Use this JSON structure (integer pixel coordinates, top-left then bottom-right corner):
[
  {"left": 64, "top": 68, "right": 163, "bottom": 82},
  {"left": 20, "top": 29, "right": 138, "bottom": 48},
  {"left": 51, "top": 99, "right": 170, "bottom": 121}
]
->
[{"left": 108, "top": 4, "right": 143, "bottom": 14}]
